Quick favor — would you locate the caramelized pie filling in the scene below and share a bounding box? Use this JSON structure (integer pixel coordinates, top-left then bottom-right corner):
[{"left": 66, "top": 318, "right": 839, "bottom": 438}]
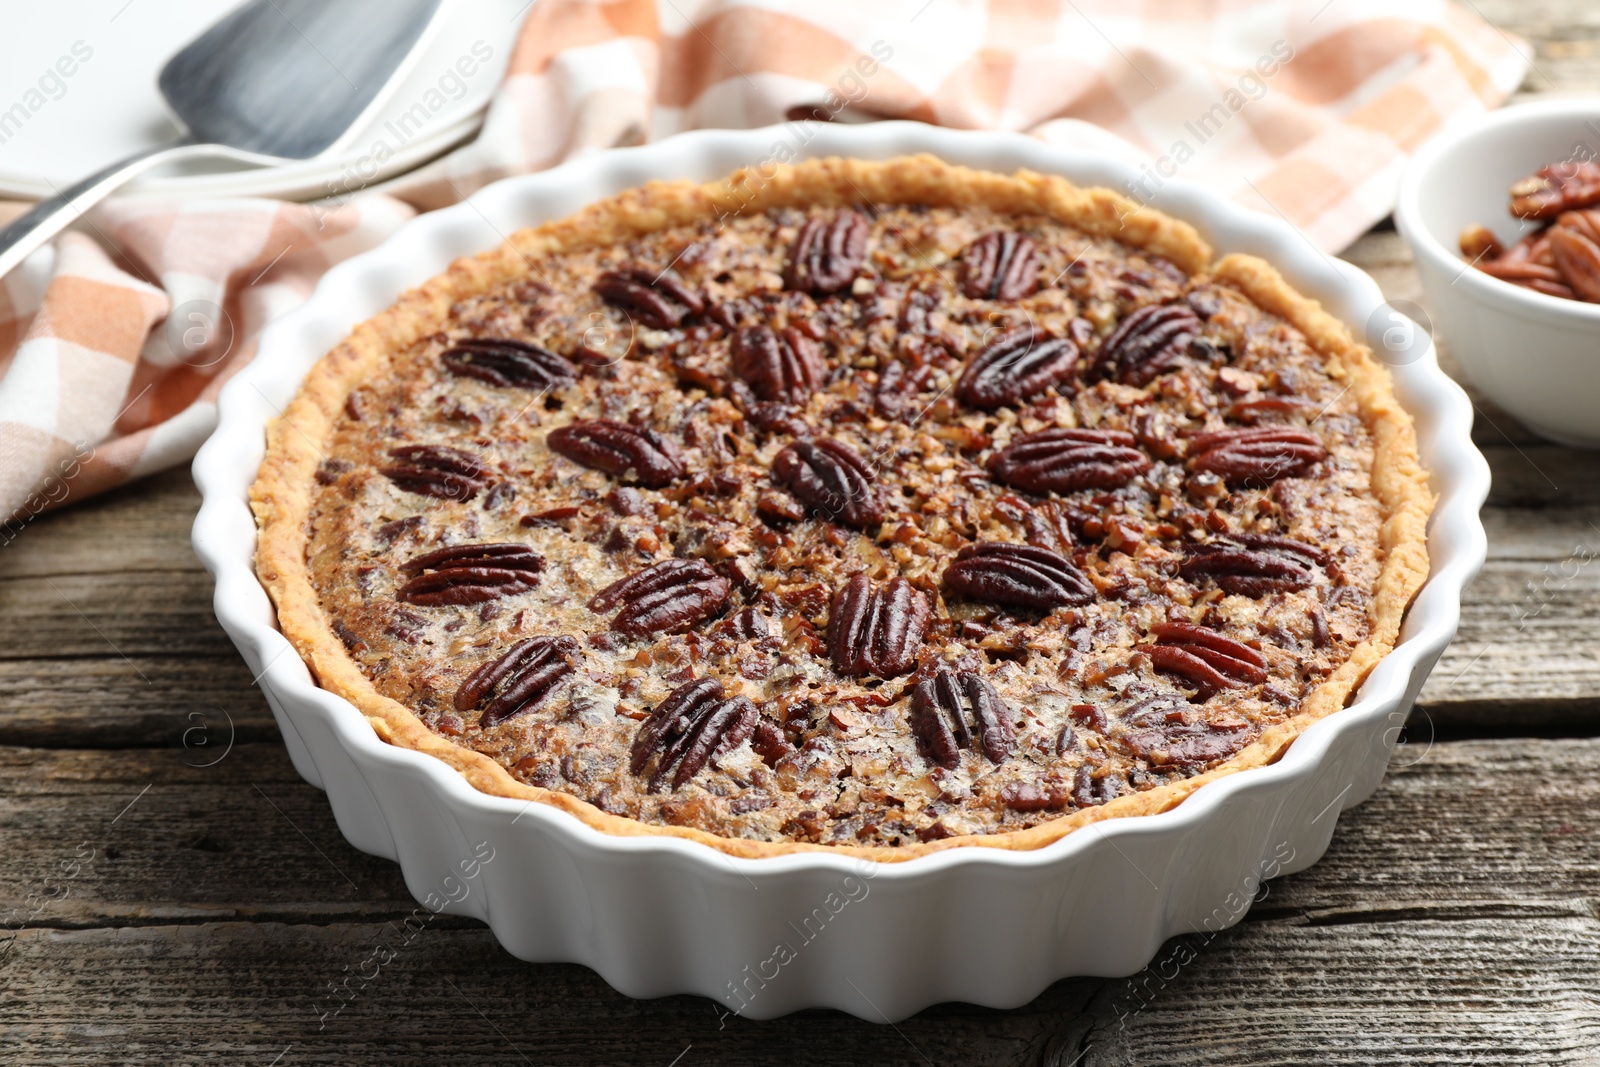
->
[{"left": 304, "top": 202, "right": 1383, "bottom": 847}]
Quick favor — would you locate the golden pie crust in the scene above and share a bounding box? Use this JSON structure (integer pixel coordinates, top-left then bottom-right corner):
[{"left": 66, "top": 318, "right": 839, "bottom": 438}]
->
[{"left": 251, "top": 155, "right": 1433, "bottom": 861}]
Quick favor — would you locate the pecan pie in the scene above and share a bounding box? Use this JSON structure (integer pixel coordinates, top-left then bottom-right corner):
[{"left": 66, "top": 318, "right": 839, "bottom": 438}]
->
[{"left": 252, "top": 156, "right": 1432, "bottom": 859}]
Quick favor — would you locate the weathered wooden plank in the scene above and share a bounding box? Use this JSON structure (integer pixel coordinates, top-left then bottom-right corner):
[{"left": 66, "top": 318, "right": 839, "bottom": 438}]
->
[
  {"left": 0, "top": 657, "right": 278, "bottom": 749},
  {"left": 0, "top": 472, "right": 231, "bottom": 662},
  {"left": 0, "top": 745, "right": 413, "bottom": 927},
  {"left": 1424, "top": 554, "right": 1600, "bottom": 723},
  {"left": 1270, "top": 740, "right": 1600, "bottom": 918},
  {"left": 1476, "top": 0, "right": 1600, "bottom": 103},
  {"left": 0, "top": 570, "right": 241, "bottom": 660},
  {"left": 0, "top": 469, "right": 202, "bottom": 577},
  {"left": 0, "top": 921, "right": 1087, "bottom": 1067},
  {"left": 1482, "top": 507, "right": 1600, "bottom": 561},
  {"left": 0, "top": 915, "right": 1593, "bottom": 1067},
  {"left": 1478, "top": 446, "right": 1600, "bottom": 511},
  {"left": 1, "top": 741, "right": 1597, "bottom": 933},
  {"left": 1061, "top": 918, "right": 1600, "bottom": 1067}
]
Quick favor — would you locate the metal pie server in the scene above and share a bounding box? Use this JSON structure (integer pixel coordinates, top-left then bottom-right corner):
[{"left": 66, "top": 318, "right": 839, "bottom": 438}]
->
[{"left": 0, "top": 0, "right": 445, "bottom": 279}]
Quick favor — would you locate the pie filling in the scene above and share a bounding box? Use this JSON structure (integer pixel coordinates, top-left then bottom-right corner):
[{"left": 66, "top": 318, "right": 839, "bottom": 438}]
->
[{"left": 301, "top": 192, "right": 1392, "bottom": 848}]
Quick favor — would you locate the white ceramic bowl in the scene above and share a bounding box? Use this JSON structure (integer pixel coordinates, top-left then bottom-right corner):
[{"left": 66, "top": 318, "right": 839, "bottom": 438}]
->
[
  {"left": 1397, "top": 97, "right": 1600, "bottom": 448},
  {"left": 192, "top": 122, "right": 1489, "bottom": 1022}
]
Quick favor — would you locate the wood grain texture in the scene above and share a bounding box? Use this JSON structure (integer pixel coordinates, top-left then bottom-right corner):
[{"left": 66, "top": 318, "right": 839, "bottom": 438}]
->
[
  {"left": 0, "top": 740, "right": 1595, "bottom": 932},
  {"left": 0, "top": 656, "right": 278, "bottom": 750},
  {"left": 5, "top": 916, "right": 1591, "bottom": 1067},
  {"left": 1477, "top": 0, "right": 1600, "bottom": 100}
]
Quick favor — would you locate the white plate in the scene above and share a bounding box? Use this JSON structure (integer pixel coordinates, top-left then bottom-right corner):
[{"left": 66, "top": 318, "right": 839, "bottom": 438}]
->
[
  {"left": 0, "top": 0, "right": 527, "bottom": 201},
  {"left": 192, "top": 124, "right": 1490, "bottom": 1021}
]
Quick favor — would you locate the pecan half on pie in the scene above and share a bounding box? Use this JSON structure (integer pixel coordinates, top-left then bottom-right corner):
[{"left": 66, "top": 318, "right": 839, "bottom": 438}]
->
[{"left": 253, "top": 156, "right": 1432, "bottom": 859}]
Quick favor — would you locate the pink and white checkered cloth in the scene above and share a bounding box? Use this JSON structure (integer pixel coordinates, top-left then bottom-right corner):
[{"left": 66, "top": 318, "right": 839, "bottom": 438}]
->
[{"left": 0, "top": 0, "right": 1526, "bottom": 527}]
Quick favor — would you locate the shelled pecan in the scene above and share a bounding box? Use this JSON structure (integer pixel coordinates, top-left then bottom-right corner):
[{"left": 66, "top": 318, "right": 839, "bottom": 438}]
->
[
  {"left": 750, "top": 719, "right": 796, "bottom": 765},
  {"left": 594, "top": 267, "right": 705, "bottom": 329},
  {"left": 397, "top": 543, "right": 544, "bottom": 605},
  {"left": 456, "top": 635, "right": 580, "bottom": 727},
  {"left": 375, "top": 515, "right": 425, "bottom": 545},
  {"left": 998, "top": 780, "right": 1072, "bottom": 812},
  {"left": 1187, "top": 427, "right": 1326, "bottom": 484},
  {"left": 942, "top": 541, "right": 1094, "bottom": 611},
  {"left": 958, "top": 231, "right": 1039, "bottom": 301},
  {"left": 741, "top": 400, "right": 812, "bottom": 438},
  {"left": 441, "top": 337, "right": 577, "bottom": 389},
  {"left": 827, "top": 575, "right": 929, "bottom": 678},
  {"left": 873, "top": 359, "right": 933, "bottom": 419},
  {"left": 987, "top": 427, "right": 1151, "bottom": 494},
  {"left": 1022, "top": 499, "right": 1077, "bottom": 555},
  {"left": 1147, "top": 620, "right": 1268, "bottom": 694},
  {"left": 771, "top": 437, "right": 884, "bottom": 529},
  {"left": 1476, "top": 254, "right": 1574, "bottom": 300},
  {"left": 731, "top": 324, "right": 827, "bottom": 403},
  {"left": 1071, "top": 764, "right": 1125, "bottom": 807},
  {"left": 1121, "top": 692, "right": 1255, "bottom": 768},
  {"left": 784, "top": 210, "right": 870, "bottom": 294},
  {"left": 380, "top": 444, "right": 488, "bottom": 501},
  {"left": 1509, "top": 160, "right": 1600, "bottom": 220},
  {"left": 1179, "top": 533, "right": 1326, "bottom": 597},
  {"left": 1088, "top": 303, "right": 1203, "bottom": 386},
  {"left": 547, "top": 419, "right": 686, "bottom": 488},
  {"left": 755, "top": 488, "right": 806, "bottom": 523},
  {"left": 910, "top": 667, "right": 1016, "bottom": 768},
  {"left": 1457, "top": 224, "right": 1504, "bottom": 263},
  {"left": 629, "top": 677, "right": 759, "bottom": 791},
  {"left": 1120, "top": 694, "right": 1192, "bottom": 728},
  {"left": 1226, "top": 396, "right": 1319, "bottom": 425},
  {"left": 715, "top": 606, "right": 770, "bottom": 640},
  {"left": 1548, "top": 210, "right": 1600, "bottom": 302},
  {"left": 894, "top": 285, "right": 955, "bottom": 364},
  {"left": 590, "top": 559, "right": 731, "bottom": 636},
  {"left": 954, "top": 327, "right": 1080, "bottom": 410},
  {"left": 1463, "top": 163, "right": 1600, "bottom": 302}
]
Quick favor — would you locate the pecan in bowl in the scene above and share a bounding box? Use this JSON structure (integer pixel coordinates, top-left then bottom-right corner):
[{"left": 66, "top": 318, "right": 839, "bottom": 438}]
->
[
  {"left": 1461, "top": 164, "right": 1600, "bottom": 303},
  {"left": 1398, "top": 101, "right": 1600, "bottom": 445}
]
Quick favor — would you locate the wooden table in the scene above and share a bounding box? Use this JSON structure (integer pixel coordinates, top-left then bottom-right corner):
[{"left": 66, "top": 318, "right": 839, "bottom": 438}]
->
[{"left": 4, "top": 7, "right": 1599, "bottom": 1063}]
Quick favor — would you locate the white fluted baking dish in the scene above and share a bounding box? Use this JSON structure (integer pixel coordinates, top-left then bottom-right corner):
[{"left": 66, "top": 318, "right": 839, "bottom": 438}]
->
[{"left": 191, "top": 122, "right": 1489, "bottom": 1022}]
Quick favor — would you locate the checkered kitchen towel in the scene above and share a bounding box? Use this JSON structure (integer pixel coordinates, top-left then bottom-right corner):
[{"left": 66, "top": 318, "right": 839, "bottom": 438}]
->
[{"left": 0, "top": 0, "right": 1526, "bottom": 527}]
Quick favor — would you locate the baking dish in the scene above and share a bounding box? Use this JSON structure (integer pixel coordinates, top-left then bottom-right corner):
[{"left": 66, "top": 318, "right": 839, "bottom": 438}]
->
[{"left": 191, "top": 122, "right": 1488, "bottom": 1022}]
